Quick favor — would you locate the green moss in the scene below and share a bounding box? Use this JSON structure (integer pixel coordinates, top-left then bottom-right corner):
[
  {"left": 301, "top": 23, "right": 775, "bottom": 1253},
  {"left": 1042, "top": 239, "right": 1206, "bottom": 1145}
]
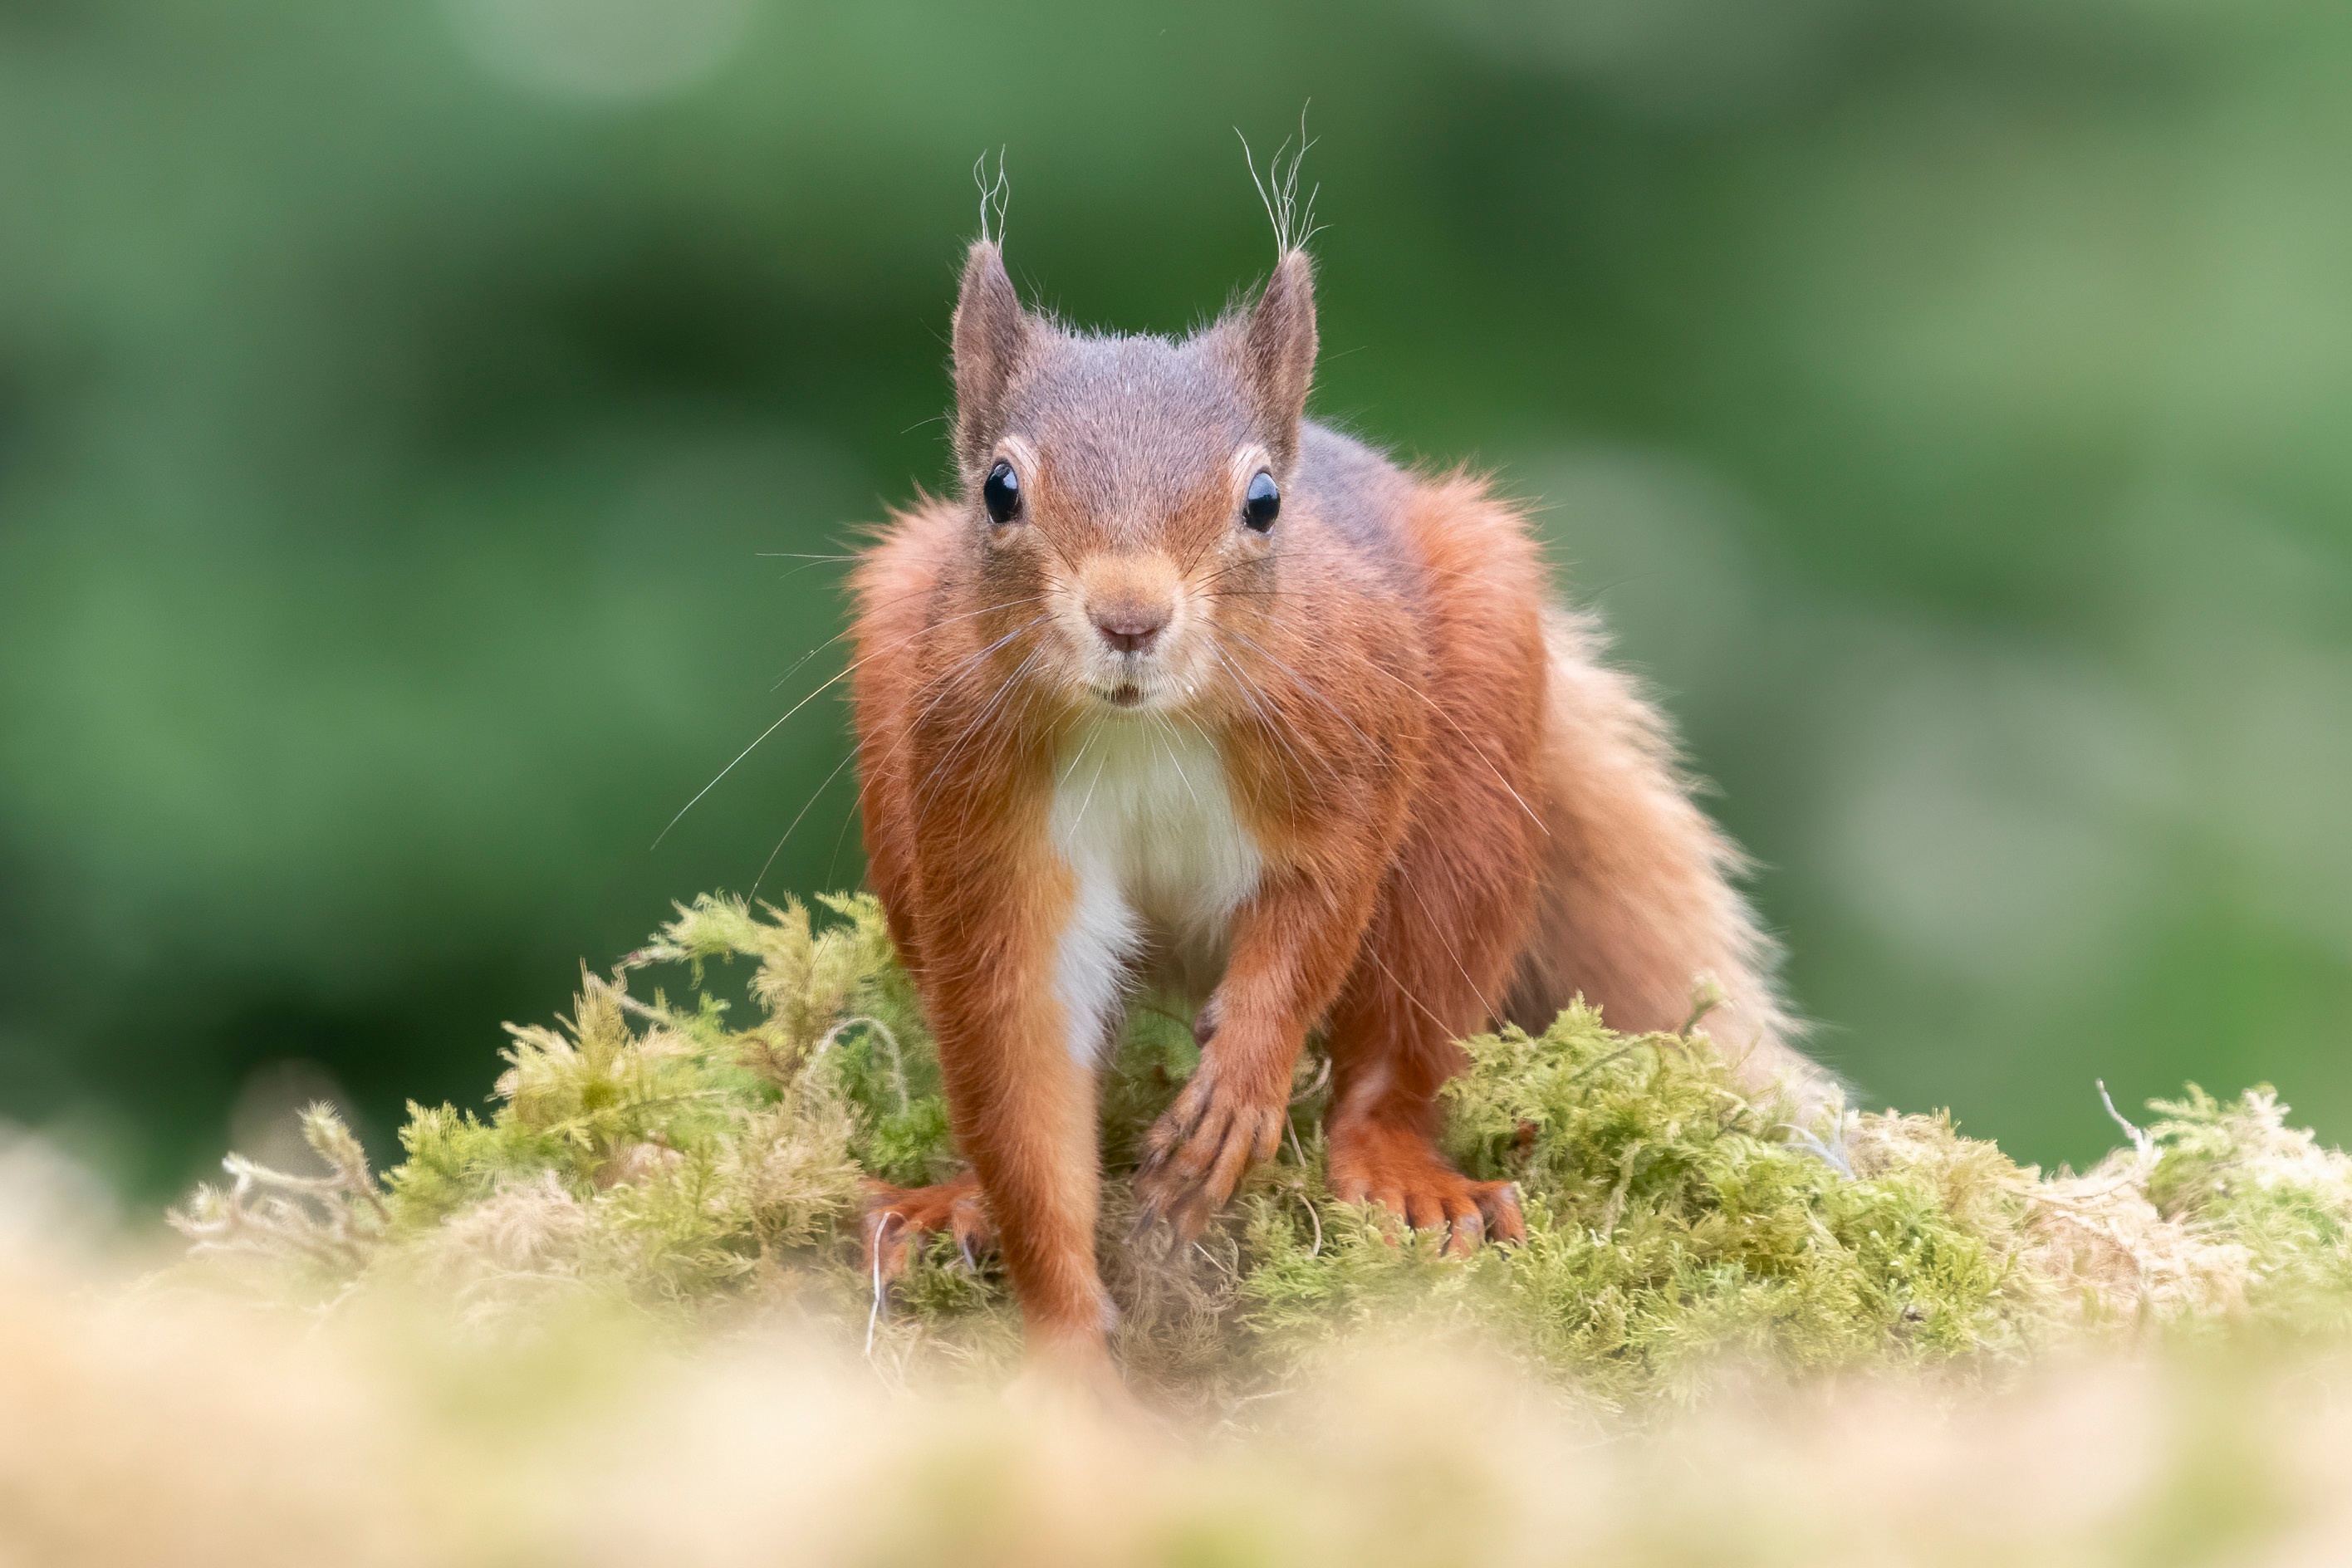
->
[
  {"left": 380, "top": 1104, "right": 565, "bottom": 1235},
  {"left": 173, "top": 890, "right": 2352, "bottom": 1411},
  {"left": 1229, "top": 1011, "right": 2056, "bottom": 1409}
]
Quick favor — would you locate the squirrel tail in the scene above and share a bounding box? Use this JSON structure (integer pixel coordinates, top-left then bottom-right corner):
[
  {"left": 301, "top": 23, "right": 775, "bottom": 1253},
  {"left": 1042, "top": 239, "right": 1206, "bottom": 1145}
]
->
[{"left": 1502, "top": 608, "right": 1840, "bottom": 1116}]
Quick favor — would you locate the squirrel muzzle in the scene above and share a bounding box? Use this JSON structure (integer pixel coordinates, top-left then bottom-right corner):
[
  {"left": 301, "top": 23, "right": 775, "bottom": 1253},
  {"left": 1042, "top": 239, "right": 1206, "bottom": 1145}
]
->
[{"left": 1071, "top": 552, "right": 1188, "bottom": 704}]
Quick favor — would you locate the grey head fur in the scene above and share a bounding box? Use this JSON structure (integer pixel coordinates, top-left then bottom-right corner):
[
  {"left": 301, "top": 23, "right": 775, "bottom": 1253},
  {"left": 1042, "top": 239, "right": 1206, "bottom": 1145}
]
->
[{"left": 948, "top": 242, "right": 1319, "bottom": 541}]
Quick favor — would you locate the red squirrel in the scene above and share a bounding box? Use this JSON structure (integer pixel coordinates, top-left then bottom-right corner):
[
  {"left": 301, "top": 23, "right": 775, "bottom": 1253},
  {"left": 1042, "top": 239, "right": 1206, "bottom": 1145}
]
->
[{"left": 849, "top": 233, "right": 1820, "bottom": 1384}]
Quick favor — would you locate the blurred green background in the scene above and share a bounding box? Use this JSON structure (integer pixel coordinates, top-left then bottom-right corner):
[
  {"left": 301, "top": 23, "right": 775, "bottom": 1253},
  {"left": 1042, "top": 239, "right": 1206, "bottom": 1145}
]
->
[{"left": 2, "top": 0, "right": 2347, "bottom": 1199}]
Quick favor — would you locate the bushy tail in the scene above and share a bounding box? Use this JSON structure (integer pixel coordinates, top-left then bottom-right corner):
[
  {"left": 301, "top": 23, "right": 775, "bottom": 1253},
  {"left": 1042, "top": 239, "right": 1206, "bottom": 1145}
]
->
[{"left": 1502, "top": 609, "right": 1831, "bottom": 1110}]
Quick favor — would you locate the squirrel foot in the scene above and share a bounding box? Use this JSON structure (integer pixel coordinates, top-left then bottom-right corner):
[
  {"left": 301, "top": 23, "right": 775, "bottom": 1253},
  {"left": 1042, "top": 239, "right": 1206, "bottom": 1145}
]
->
[
  {"left": 1005, "top": 1336, "right": 1159, "bottom": 1433},
  {"left": 1131, "top": 1059, "right": 1286, "bottom": 1242},
  {"left": 1326, "top": 1119, "right": 1526, "bottom": 1258},
  {"left": 861, "top": 1171, "right": 993, "bottom": 1282}
]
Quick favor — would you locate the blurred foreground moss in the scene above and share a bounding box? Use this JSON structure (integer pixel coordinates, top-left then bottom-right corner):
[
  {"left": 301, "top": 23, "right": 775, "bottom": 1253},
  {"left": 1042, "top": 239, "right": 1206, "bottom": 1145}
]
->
[{"left": 174, "top": 892, "right": 2352, "bottom": 1414}]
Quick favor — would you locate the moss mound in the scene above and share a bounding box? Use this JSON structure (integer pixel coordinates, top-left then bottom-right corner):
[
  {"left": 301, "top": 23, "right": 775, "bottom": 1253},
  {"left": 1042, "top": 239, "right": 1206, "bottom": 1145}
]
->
[{"left": 175, "top": 892, "right": 2352, "bottom": 1412}]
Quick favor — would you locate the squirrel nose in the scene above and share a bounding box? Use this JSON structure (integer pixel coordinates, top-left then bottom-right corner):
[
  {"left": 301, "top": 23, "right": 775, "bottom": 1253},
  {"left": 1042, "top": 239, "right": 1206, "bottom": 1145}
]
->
[{"left": 1090, "top": 603, "right": 1168, "bottom": 655}]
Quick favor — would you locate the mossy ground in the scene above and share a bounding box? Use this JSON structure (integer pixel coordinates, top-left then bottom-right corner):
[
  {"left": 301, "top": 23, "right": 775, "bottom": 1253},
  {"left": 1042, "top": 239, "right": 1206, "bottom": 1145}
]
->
[{"left": 175, "top": 892, "right": 2352, "bottom": 1417}]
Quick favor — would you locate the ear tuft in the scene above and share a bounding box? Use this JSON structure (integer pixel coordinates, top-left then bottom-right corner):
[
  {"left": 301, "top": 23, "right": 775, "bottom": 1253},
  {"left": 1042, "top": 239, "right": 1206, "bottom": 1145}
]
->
[
  {"left": 1237, "top": 248, "right": 1317, "bottom": 468},
  {"left": 952, "top": 241, "right": 1029, "bottom": 473}
]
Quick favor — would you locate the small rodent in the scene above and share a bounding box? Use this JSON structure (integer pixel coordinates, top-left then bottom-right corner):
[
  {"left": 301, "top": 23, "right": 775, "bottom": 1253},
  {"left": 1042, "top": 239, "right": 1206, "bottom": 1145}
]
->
[{"left": 850, "top": 233, "right": 1823, "bottom": 1391}]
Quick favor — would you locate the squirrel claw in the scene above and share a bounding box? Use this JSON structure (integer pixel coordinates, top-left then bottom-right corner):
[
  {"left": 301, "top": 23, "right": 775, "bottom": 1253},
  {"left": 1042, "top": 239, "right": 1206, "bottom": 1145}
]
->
[
  {"left": 1132, "top": 1068, "right": 1285, "bottom": 1241},
  {"left": 862, "top": 1173, "right": 993, "bottom": 1281},
  {"left": 1328, "top": 1120, "right": 1525, "bottom": 1259}
]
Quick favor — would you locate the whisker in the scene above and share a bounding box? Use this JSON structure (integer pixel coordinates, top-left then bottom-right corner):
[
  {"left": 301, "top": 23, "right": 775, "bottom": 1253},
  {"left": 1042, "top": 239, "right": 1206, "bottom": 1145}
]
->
[
  {"left": 1057, "top": 720, "right": 1101, "bottom": 788},
  {"left": 752, "top": 742, "right": 860, "bottom": 894},
  {"left": 1193, "top": 550, "right": 1503, "bottom": 596},
  {"left": 860, "top": 612, "right": 1054, "bottom": 830},
  {"left": 1361, "top": 943, "right": 1459, "bottom": 1041},
  {"left": 1068, "top": 732, "right": 1113, "bottom": 837},
  {"left": 1389, "top": 865, "right": 1501, "bottom": 1028},
  {"left": 958, "top": 654, "right": 1055, "bottom": 843},
  {"left": 1316, "top": 634, "right": 1549, "bottom": 837},
  {"left": 1152, "top": 713, "right": 1205, "bottom": 811},
  {"left": 1208, "top": 591, "right": 1548, "bottom": 836},
  {"left": 823, "top": 788, "right": 861, "bottom": 890},
  {"left": 686, "top": 601, "right": 1043, "bottom": 852},
  {"left": 1207, "top": 641, "right": 1312, "bottom": 838},
  {"left": 769, "top": 592, "right": 1046, "bottom": 693},
  {"left": 1216, "top": 625, "right": 1379, "bottom": 752},
  {"left": 914, "top": 639, "right": 1048, "bottom": 817},
  {"left": 653, "top": 659, "right": 868, "bottom": 849}
]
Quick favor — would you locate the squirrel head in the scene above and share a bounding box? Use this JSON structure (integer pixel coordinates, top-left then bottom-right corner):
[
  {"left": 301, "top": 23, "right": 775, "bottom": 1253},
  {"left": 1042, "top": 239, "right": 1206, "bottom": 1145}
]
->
[{"left": 945, "top": 238, "right": 1319, "bottom": 718}]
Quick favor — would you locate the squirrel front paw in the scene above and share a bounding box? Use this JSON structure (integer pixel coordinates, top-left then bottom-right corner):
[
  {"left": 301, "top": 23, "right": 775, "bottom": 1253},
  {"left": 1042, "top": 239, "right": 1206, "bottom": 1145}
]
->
[{"left": 1131, "top": 1059, "right": 1286, "bottom": 1242}]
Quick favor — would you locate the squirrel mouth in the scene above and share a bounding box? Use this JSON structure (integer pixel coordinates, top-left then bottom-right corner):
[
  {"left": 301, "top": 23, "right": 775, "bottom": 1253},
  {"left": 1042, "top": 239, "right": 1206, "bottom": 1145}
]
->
[{"left": 1105, "top": 683, "right": 1144, "bottom": 708}]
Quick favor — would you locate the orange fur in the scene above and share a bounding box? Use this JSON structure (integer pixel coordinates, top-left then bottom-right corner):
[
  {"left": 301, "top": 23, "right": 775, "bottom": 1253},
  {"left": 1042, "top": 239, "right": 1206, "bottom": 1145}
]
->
[{"left": 846, "top": 239, "right": 1815, "bottom": 1379}]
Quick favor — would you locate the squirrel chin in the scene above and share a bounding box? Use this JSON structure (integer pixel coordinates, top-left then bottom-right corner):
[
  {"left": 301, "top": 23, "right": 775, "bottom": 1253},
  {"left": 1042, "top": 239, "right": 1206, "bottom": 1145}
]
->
[{"left": 1088, "top": 681, "right": 1171, "bottom": 713}]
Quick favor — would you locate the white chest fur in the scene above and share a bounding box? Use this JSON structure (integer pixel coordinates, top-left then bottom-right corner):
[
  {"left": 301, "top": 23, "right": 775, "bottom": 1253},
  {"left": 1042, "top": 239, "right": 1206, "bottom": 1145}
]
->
[{"left": 1047, "top": 719, "right": 1262, "bottom": 1064}]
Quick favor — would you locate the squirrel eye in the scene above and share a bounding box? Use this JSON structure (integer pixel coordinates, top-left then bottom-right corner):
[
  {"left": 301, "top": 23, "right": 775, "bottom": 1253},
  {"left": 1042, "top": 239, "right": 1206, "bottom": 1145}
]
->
[
  {"left": 1242, "top": 471, "right": 1280, "bottom": 533},
  {"left": 982, "top": 459, "right": 1022, "bottom": 525}
]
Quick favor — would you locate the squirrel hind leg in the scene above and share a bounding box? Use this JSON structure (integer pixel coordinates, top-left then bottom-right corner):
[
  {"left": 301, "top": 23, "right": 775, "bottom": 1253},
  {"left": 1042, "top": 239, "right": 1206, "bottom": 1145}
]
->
[
  {"left": 861, "top": 1171, "right": 993, "bottom": 1282},
  {"left": 1325, "top": 1118, "right": 1526, "bottom": 1257},
  {"left": 1320, "top": 968, "right": 1530, "bottom": 1257}
]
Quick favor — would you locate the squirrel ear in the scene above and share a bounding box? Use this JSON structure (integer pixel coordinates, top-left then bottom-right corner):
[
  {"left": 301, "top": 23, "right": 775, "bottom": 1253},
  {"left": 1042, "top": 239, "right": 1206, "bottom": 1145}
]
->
[
  {"left": 1236, "top": 249, "right": 1318, "bottom": 468},
  {"left": 952, "top": 240, "right": 1029, "bottom": 473}
]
